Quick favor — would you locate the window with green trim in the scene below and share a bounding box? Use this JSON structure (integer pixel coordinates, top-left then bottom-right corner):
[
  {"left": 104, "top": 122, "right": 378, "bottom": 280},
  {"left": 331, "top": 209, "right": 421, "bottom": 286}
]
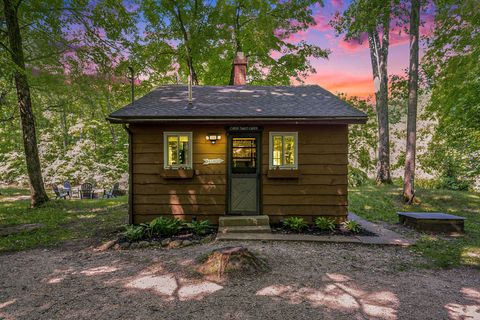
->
[
  {"left": 164, "top": 132, "right": 192, "bottom": 168},
  {"left": 269, "top": 132, "right": 298, "bottom": 169}
]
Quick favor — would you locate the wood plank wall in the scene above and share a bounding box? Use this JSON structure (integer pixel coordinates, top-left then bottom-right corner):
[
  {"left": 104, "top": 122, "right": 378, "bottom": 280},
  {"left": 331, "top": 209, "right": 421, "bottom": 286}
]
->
[
  {"left": 131, "top": 124, "right": 228, "bottom": 224},
  {"left": 130, "top": 123, "right": 348, "bottom": 224},
  {"left": 261, "top": 124, "right": 348, "bottom": 223}
]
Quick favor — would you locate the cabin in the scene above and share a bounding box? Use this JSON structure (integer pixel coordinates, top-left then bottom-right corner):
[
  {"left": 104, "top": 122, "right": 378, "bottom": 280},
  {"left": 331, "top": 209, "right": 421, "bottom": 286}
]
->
[{"left": 108, "top": 53, "right": 367, "bottom": 225}]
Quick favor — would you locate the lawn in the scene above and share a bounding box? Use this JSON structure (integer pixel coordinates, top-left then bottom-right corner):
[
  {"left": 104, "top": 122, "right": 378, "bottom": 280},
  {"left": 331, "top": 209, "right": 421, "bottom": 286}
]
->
[
  {"left": 2, "top": 184, "right": 479, "bottom": 270},
  {"left": 0, "top": 187, "right": 127, "bottom": 252},
  {"left": 349, "top": 183, "right": 480, "bottom": 268}
]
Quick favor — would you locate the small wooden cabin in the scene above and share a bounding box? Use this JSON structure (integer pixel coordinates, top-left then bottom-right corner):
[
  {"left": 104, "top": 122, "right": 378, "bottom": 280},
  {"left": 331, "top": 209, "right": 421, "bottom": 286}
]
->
[{"left": 108, "top": 54, "right": 367, "bottom": 225}]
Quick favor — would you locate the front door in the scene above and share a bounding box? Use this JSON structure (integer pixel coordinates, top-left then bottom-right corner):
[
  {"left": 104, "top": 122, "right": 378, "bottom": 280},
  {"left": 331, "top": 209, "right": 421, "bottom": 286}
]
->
[{"left": 227, "top": 133, "right": 261, "bottom": 215}]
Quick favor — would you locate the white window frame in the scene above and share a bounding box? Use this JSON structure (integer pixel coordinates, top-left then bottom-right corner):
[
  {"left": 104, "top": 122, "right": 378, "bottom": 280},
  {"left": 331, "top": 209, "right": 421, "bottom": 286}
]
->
[
  {"left": 269, "top": 132, "right": 298, "bottom": 170},
  {"left": 163, "top": 132, "right": 193, "bottom": 169}
]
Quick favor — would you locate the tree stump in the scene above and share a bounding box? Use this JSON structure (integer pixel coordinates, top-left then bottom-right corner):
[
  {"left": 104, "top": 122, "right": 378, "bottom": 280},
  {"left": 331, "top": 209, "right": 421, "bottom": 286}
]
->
[{"left": 197, "top": 246, "right": 269, "bottom": 277}]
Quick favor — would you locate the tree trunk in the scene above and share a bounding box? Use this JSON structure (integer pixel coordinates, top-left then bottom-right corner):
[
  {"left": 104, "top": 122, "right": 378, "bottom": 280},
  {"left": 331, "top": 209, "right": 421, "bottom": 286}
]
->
[
  {"left": 172, "top": 3, "right": 199, "bottom": 85},
  {"left": 4, "top": 0, "right": 49, "bottom": 207},
  {"left": 368, "top": 28, "right": 391, "bottom": 184},
  {"left": 185, "top": 53, "right": 199, "bottom": 85},
  {"left": 229, "top": 3, "right": 242, "bottom": 85},
  {"left": 106, "top": 93, "right": 117, "bottom": 145},
  {"left": 403, "top": 0, "right": 420, "bottom": 203}
]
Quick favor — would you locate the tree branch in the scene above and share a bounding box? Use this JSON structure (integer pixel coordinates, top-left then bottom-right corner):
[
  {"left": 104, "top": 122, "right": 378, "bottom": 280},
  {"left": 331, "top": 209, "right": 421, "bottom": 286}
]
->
[{"left": 0, "top": 40, "right": 13, "bottom": 55}]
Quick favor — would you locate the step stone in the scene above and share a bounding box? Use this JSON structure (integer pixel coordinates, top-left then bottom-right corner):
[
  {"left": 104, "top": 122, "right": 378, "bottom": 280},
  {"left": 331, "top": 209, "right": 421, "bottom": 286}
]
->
[
  {"left": 218, "top": 225, "right": 272, "bottom": 234},
  {"left": 219, "top": 215, "right": 270, "bottom": 227}
]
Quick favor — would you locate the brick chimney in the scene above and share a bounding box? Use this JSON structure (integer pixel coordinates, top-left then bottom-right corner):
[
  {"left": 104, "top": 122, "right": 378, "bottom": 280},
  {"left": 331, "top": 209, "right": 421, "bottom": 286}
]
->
[{"left": 233, "top": 52, "right": 247, "bottom": 86}]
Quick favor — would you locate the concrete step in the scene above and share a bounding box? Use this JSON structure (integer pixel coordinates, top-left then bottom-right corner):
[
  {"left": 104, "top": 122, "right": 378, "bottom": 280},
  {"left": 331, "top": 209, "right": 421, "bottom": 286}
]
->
[
  {"left": 219, "top": 215, "right": 270, "bottom": 227},
  {"left": 218, "top": 225, "right": 271, "bottom": 234}
]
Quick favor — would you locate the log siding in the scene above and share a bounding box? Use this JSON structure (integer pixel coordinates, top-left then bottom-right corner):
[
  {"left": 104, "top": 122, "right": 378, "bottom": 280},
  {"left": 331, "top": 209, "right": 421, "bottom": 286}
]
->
[{"left": 130, "top": 123, "right": 348, "bottom": 224}]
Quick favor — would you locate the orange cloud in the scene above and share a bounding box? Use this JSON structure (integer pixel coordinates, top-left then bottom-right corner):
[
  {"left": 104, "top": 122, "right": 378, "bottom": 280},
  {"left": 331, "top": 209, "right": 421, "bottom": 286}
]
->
[{"left": 304, "top": 71, "right": 374, "bottom": 98}]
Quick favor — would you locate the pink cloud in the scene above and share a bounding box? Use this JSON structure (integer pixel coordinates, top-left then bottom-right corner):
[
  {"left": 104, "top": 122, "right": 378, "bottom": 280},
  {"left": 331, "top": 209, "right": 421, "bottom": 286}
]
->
[
  {"left": 335, "top": 12, "right": 434, "bottom": 53},
  {"left": 331, "top": 0, "right": 343, "bottom": 9},
  {"left": 311, "top": 13, "right": 332, "bottom": 32},
  {"left": 284, "top": 13, "right": 333, "bottom": 43},
  {"left": 338, "top": 33, "right": 369, "bottom": 53},
  {"left": 304, "top": 71, "right": 374, "bottom": 98},
  {"left": 389, "top": 13, "right": 435, "bottom": 47},
  {"left": 285, "top": 30, "right": 309, "bottom": 42}
]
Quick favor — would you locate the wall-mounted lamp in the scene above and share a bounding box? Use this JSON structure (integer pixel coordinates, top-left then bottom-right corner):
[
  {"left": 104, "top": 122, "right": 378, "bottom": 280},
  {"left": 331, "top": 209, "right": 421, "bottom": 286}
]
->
[{"left": 206, "top": 133, "right": 221, "bottom": 144}]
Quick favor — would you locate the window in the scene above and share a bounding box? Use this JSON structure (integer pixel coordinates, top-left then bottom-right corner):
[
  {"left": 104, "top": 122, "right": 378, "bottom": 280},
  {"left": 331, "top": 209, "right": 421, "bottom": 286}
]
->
[
  {"left": 232, "top": 137, "right": 257, "bottom": 174},
  {"left": 163, "top": 132, "right": 192, "bottom": 169},
  {"left": 269, "top": 132, "right": 298, "bottom": 169}
]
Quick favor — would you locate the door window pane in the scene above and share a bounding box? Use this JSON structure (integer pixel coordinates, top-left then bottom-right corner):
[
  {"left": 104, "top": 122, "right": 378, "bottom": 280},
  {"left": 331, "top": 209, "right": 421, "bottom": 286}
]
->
[{"left": 232, "top": 137, "right": 257, "bottom": 173}]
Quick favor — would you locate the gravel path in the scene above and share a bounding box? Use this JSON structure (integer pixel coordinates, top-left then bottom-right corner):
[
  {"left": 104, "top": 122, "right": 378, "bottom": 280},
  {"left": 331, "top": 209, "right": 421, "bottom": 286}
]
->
[{"left": 1, "top": 241, "right": 479, "bottom": 320}]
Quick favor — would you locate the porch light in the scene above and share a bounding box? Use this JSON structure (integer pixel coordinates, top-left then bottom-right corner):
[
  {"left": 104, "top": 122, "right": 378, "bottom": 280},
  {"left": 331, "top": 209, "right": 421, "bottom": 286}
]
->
[{"left": 206, "top": 133, "right": 221, "bottom": 144}]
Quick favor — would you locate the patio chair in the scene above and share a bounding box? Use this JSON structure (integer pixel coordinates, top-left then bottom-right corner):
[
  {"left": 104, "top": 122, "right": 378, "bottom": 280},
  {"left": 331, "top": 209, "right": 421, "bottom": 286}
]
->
[
  {"left": 52, "top": 184, "right": 68, "bottom": 199},
  {"left": 79, "top": 182, "right": 94, "bottom": 199},
  {"left": 103, "top": 182, "right": 120, "bottom": 198},
  {"left": 63, "top": 181, "right": 72, "bottom": 198}
]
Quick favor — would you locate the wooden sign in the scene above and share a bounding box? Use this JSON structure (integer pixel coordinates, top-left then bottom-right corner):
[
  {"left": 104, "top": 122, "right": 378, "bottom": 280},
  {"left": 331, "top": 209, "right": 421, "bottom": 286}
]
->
[
  {"left": 203, "top": 158, "right": 224, "bottom": 165},
  {"left": 228, "top": 126, "right": 260, "bottom": 131}
]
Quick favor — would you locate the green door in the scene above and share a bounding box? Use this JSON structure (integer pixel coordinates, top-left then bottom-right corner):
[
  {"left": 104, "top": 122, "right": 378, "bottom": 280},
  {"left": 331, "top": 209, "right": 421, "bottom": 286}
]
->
[{"left": 227, "top": 134, "right": 261, "bottom": 214}]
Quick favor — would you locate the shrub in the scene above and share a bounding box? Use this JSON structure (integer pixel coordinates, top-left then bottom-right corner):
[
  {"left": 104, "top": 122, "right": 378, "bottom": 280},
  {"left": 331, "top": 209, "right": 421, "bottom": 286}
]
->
[
  {"left": 348, "top": 166, "right": 370, "bottom": 187},
  {"left": 283, "top": 217, "right": 308, "bottom": 232},
  {"left": 188, "top": 220, "right": 211, "bottom": 236},
  {"left": 143, "top": 217, "right": 182, "bottom": 238},
  {"left": 342, "top": 220, "right": 361, "bottom": 234},
  {"left": 315, "top": 217, "right": 336, "bottom": 232},
  {"left": 124, "top": 225, "right": 145, "bottom": 242}
]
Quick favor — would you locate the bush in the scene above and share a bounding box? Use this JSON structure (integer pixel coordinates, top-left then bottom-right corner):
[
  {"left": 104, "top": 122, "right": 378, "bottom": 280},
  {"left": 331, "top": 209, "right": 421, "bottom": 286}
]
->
[
  {"left": 437, "top": 169, "right": 470, "bottom": 191},
  {"left": 188, "top": 220, "right": 211, "bottom": 236},
  {"left": 348, "top": 166, "right": 370, "bottom": 187},
  {"left": 283, "top": 217, "right": 308, "bottom": 232},
  {"left": 142, "top": 217, "right": 182, "bottom": 238},
  {"left": 342, "top": 220, "right": 361, "bottom": 233},
  {"left": 314, "top": 217, "right": 336, "bottom": 232},
  {"left": 124, "top": 225, "right": 145, "bottom": 242}
]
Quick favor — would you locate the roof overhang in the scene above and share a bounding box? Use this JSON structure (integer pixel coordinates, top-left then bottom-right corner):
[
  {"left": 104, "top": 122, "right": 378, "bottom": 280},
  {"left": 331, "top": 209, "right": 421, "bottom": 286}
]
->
[{"left": 106, "top": 116, "right": 367, "bottom": 125}]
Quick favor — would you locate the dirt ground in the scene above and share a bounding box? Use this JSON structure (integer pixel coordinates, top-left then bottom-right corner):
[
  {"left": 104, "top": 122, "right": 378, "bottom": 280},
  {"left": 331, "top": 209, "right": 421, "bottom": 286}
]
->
[{"left": 1, "top": 241, "right": 479, "bottom": 320}]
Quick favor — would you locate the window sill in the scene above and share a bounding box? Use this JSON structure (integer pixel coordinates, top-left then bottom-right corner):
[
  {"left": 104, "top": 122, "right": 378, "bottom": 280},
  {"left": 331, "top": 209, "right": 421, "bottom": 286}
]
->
[
  {"left": 162, "top": 168, "right": 194, "bottom": 179},
  {"left": 267, "top": 169, "right": 300, "bottom": 179}
]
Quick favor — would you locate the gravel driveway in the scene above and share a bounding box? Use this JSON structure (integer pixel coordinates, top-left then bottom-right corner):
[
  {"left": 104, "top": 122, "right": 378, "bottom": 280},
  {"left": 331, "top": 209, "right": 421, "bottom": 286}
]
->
[{"left": 1, "top": 241, "right": 479, "bottom": 320}]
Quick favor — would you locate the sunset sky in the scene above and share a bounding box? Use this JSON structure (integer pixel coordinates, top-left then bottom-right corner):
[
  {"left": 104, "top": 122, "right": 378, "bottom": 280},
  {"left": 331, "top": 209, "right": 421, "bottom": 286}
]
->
[{"left": 298, "top": 0, "right": 433, "bottom": 98}]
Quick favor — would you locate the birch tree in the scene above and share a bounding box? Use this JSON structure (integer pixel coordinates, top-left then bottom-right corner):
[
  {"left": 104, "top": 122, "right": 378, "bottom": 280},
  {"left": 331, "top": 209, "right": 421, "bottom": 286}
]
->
[
  {"left": 403, "top": 0, "right": 420, "bottom": 203},
  {"left": 331, "top": 0, "right": 397, "bottom": 184}
]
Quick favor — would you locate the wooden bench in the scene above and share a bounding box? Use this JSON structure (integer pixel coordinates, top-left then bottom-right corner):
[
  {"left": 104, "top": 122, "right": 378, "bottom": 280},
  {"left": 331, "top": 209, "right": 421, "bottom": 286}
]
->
[{"left": 397, "top": 212, "right": 465, "bottom": 234}]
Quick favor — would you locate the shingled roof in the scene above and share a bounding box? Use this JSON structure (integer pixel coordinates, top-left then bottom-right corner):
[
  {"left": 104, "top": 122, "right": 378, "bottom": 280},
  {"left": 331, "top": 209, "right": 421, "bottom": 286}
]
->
[{"left": 107, "top": 85, "right": 367, "bottom": 123}]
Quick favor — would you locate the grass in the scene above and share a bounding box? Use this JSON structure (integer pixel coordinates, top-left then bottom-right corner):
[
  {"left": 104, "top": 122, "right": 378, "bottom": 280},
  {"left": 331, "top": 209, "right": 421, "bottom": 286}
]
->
[
  {"left": 349, "top": 183, "right": 480, "bottom": 269},
  {"left": 0, "top": 188, "right": 127, "bottom": 252},
  {"left": 2, "top": 184, "right": 479, "bottom": 270}
]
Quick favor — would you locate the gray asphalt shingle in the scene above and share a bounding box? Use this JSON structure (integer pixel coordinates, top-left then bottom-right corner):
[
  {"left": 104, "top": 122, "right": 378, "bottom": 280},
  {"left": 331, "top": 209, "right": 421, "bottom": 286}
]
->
[{"left": 108, "top": 85, "right": 367, "bottom": 121}]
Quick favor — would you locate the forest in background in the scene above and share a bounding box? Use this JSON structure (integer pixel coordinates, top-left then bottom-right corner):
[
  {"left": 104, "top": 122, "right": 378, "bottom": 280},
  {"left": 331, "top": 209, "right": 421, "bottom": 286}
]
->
[{"left": 1, "top": 0, "right": 479, "bottom": 197}]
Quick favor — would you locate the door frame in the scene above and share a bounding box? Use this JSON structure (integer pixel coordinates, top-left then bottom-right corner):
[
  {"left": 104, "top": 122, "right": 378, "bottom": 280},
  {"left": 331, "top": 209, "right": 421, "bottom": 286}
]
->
[{"left": 226, "top": 127, "right": 262, "bottom": 215}]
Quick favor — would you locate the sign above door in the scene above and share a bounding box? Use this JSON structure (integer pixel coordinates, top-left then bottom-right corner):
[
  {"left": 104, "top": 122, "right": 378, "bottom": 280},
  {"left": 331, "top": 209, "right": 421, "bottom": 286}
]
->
[{"left": 227, "top": 126, "right": 261, "bottom": 132}]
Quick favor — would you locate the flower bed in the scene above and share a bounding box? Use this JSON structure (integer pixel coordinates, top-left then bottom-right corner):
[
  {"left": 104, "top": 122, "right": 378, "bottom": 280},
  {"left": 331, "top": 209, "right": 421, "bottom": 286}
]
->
[
  {"left": 271, "top": 217, "right": 377, "bottom": 237},
  {"left": 114, "top": 217, "right": 216, "bottom": 250}
]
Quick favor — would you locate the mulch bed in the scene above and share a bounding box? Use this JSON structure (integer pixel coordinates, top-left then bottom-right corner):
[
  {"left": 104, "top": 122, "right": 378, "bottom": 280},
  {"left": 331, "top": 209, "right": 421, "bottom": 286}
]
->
[
  {"left": 271, "top": 223, "right": 378, "bottom": 237},
  {"left": 114, "top": 229, "right": 217, "bottom": 250}
]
